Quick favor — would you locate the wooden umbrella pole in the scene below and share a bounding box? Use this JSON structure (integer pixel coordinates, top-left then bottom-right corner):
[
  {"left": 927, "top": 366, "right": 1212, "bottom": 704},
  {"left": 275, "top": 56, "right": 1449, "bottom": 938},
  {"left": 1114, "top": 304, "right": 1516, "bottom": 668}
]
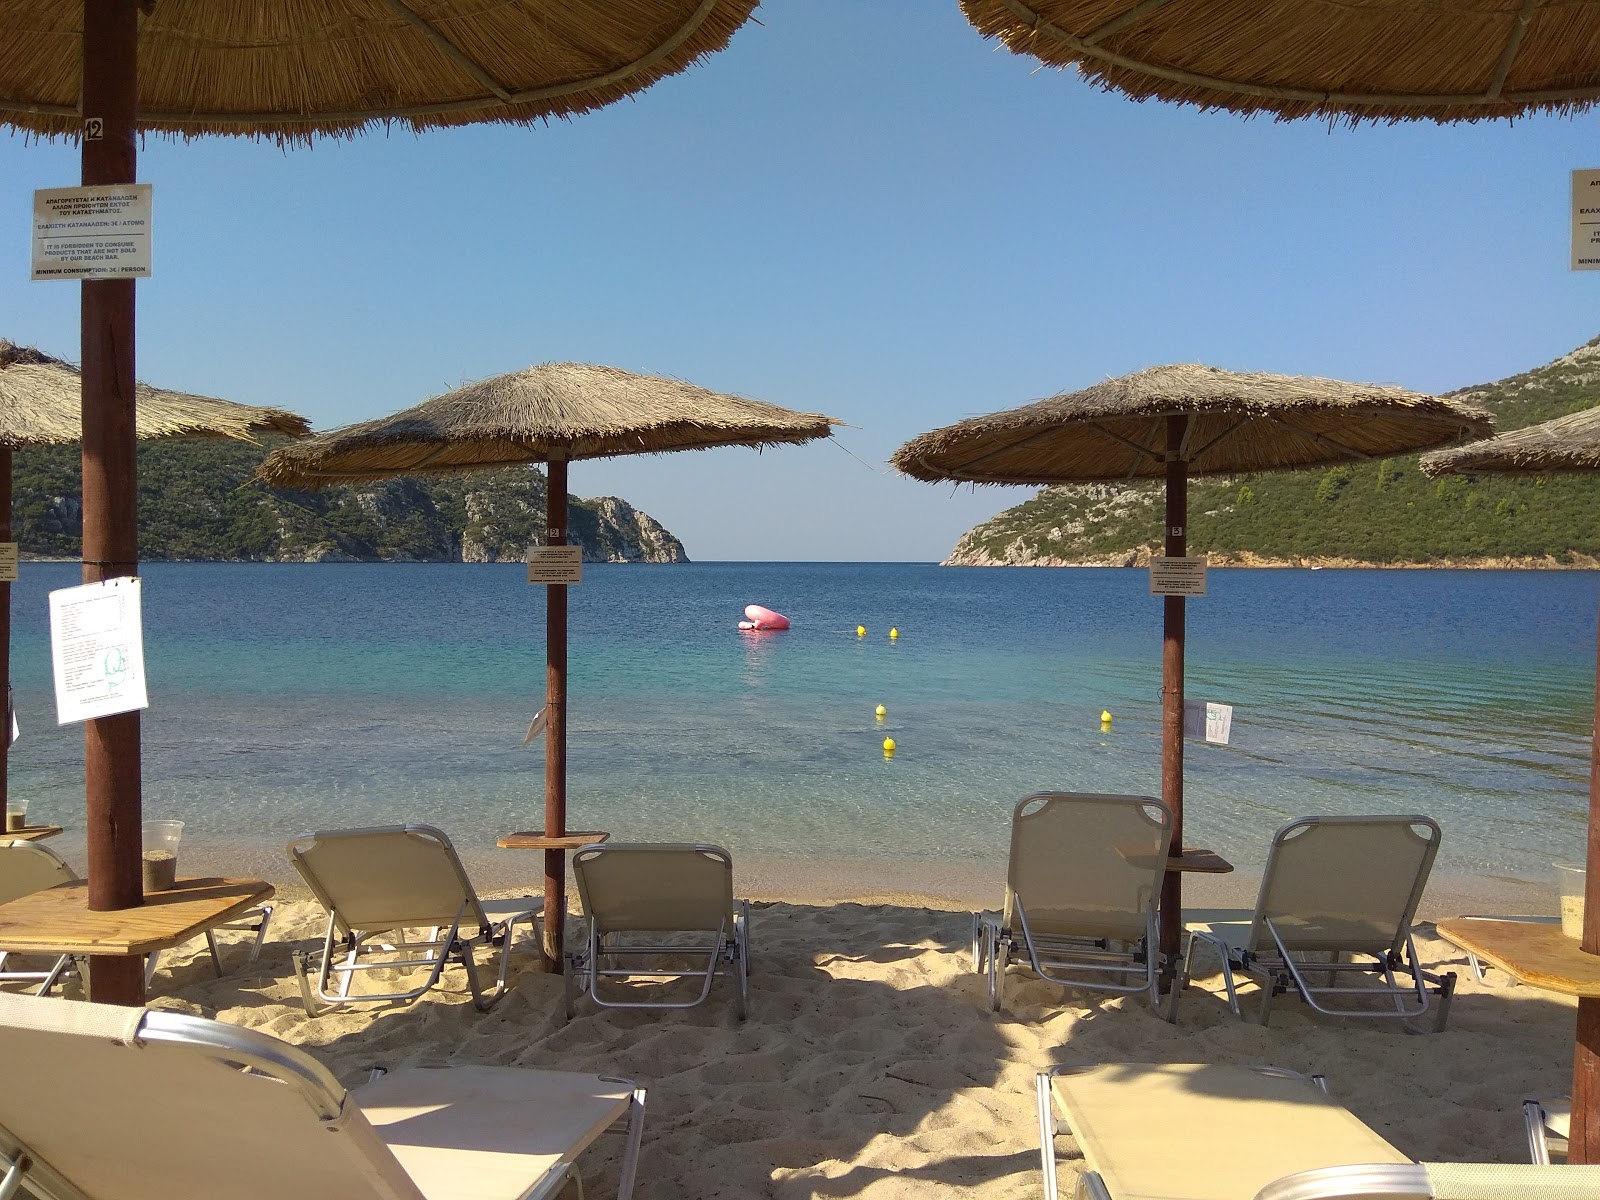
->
[
  {"left": 542, "top": 455, "right": 569, "bottom": 973},
  {"left": 80, "top": 0, "right": 146, "bottom": 1005},
  {"left": 1572, "top": 598, "right": 1600, "bottom": 1163},
  {"left": 0, "top": 447, "right": 10, "bottom": 825},
  {"left": 1158, "top": 413, "right": 1188, "bottom": 978}
]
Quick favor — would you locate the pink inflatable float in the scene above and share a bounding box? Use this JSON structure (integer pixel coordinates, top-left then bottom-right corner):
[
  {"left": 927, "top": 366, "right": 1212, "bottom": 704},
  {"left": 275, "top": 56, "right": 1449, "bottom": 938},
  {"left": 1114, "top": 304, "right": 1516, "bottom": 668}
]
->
[{"left": 738, "top": 604, "right": 791, "bottom": 632}]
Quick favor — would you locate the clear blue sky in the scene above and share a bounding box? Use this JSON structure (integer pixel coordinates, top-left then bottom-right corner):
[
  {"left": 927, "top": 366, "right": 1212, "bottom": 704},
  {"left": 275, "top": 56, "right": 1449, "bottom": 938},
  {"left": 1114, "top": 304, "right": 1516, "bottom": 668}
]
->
[{"left": 3, "top": 1, "right": 1597, "bottom": 562}]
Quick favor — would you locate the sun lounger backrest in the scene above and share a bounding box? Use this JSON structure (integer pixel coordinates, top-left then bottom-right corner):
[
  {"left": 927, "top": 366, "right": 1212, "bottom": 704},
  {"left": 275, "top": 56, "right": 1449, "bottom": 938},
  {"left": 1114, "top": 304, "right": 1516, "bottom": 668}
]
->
[
  {"left": 0, "top": 991, "right": 423, "bottom": 1200},
  {"left": 0, "top": 840, "right": 77, "bottom": 906},
  {"left": 287, "top": 825, "right": 486, "bottom": 934},
  {"left": 574, "top": 844, "right": 733, "bottom": 934},
  {"left": 1249, "top": 816, "right": 1441, "bottom": 956},
  {"left": 1001, "top": 793, "right": 1171, "bottom": 942}
]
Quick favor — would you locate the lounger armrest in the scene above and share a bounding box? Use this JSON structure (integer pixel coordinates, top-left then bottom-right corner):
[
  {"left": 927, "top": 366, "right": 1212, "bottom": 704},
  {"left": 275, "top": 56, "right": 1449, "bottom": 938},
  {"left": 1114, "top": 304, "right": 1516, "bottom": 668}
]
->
[
  {"left": 1256, "top": 1163, "right": 1600, "bottom": 1200},
  {"left": 1075, "top": 1170, "right": 1113, "bottom": 1200},
  {"left": 1254, "top": 1164, "right": 1431, "bottom": 1200}
]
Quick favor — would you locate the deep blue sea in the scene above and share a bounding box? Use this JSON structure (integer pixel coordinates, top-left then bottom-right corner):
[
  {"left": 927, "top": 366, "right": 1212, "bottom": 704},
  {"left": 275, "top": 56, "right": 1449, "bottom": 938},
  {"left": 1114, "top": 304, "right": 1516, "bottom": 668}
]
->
[{"left": 7, "top": 562, "right": 1596, "bottom": 895}]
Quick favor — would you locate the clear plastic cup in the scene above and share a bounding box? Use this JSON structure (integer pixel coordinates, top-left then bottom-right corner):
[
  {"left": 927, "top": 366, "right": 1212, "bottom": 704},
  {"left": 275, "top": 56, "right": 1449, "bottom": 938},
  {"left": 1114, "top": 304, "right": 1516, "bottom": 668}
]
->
[
  {"left": 1556, "top": 862, "right": 1586, "bottom": 939},
  {"left": 142, "top": 819, "right": 183, "bottom": 891},
  {"left": 4, "top": 797, "right": 27, "bottom": 833}
]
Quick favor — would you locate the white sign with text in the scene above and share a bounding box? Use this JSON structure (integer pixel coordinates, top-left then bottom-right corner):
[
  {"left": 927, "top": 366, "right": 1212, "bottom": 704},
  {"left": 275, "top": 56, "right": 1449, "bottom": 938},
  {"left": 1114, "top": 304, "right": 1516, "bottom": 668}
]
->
[
  {"left": 1183, "top": 700, "right": 1234, "bottom": 745},
  {"left": 1574, "top": 169, "right": 1600, "bottom": 270},
  {"left": 1149, "top": 556, "right": 1208, "bottom": 596},
  {"left": 32, "top": 184, "right": 152, "bottom": 280},
  {"left": 48, "top": 577, "right": 149, "bottom": 723}
]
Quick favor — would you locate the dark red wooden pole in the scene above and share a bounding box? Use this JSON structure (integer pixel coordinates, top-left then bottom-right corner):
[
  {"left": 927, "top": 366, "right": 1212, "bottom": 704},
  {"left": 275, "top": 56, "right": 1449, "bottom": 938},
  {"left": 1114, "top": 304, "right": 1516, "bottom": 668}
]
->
[
  {"left": 81, "top": 0, "right": 146, "bottom": 1005},
  {"left": 0, "top": 447, "right": 11, "bottom": 827},
  {"left": 1570, "top": 598, "right": 1600, "bottom": 1162},
  {"left": 1158, "top": 414, "right": 1188, "bottom": 974},
  {"left": 542, "top": 456, "right": 569, "bottom": 972}
]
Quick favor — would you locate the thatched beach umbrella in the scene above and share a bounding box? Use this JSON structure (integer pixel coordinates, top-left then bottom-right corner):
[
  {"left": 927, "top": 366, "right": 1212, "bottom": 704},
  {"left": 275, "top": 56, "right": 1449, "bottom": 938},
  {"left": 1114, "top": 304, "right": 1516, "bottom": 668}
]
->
[
  {"left": 259, "top": 361, "right": 840, "bottom": 969},
  {"left": 892, "top": 363, "right": 1492, "bottom": 969},
  {"left": 0, "top": 0, "right": 758, "bottom": 1004},
  {"left": 0, "top": 338, "right": 307, "bottom": 830},
  {"left": 1424, "top": 405, "right": 1600, "bottom": 1154},
  {"left": 958, "top": 0, "right": 1600, "bottom": 123}
]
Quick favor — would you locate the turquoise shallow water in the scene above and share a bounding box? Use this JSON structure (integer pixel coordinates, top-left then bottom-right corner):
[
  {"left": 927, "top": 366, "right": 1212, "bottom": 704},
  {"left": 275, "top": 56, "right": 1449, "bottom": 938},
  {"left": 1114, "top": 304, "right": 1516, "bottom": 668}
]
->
[{"left": 6, "top": 561, "right": 1595, "bottom": 891}]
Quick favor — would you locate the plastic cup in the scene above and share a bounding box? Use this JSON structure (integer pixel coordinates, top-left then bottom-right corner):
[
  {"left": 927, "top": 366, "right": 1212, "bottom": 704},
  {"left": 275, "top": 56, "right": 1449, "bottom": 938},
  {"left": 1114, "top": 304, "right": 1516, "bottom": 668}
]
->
[
  {"left": 142, "top": 819, "right": 184, "bottom": 891},
  {"left": 1556, "top": 862, "right": 1586, "bottom": 939},
  {"left": 4, "top": 797, "right": 27, "bottom": 833}
]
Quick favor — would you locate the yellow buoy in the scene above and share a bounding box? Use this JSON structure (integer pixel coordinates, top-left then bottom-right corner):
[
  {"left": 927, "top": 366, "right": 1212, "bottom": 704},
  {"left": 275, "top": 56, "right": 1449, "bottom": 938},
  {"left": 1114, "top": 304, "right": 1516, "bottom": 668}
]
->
[
  {"left": 856, "top": 625, "right": 866, "bottom": 637},
  {"left": 1101, "top": 710, "right": 1113, "bottom": 724},
  {"left": 883, "top": 737, "right": 896, "bottom": 752},
  {"left": 875, "top": 704, "right": 887, "bottom": 719},
  {"left": 889, "top": 627, "right": 899, "bottom": 639}
]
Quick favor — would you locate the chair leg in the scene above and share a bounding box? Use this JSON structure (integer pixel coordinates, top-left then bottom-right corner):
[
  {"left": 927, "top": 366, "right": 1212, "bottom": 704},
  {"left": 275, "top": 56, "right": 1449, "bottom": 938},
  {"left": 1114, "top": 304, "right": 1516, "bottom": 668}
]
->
[
  {"left": 1432, "top": 970, "right": 1457, "bottom": 1033},
  {"left": 1036, "top": 1072, "right": 1059, "bottom": 1200},
  {"left": 205, "top": 930, "right": 225, "bottom": 976},
  {"left": 971, "top": 912, "right": 985, "bottom": 974},
  {"left": 615, "top": 1088, "right": 647, "bottom": 1200},
  {"left": 987, "top": 928, "right": 1003, "bottom": 1013}
]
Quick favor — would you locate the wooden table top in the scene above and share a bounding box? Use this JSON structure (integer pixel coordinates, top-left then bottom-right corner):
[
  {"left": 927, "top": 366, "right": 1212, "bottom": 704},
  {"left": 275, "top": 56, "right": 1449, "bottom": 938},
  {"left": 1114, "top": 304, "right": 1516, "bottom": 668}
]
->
[
  {"left": 1436, "top": 916, "right": 1600, "bottom": 997},
  {"left": 3, "top": 825, "right": 63, "bottom": 842},
  {"left": 497, "top": 830, "right": 610, "bottom": 851},
  {"left": 1120, "top": 847, "right": 1235, "bottom": 874},
  {"left": 0, "top": 876, "right": 274, "bottom": 957}
]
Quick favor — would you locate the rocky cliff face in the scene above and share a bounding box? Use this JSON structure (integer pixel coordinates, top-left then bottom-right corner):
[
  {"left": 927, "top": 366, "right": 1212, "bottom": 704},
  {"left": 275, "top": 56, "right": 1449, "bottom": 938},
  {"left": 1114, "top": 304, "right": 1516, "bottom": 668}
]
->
[{"left": 13, "top": 442, "right": 690, "bottom": 564}]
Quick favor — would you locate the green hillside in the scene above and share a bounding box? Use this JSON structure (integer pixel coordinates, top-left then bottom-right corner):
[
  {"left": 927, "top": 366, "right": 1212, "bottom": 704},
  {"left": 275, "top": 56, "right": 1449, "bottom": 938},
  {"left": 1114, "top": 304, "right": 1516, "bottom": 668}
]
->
[
  {"left": 947, "top": 336, "right": 1600, "bottom": 567},
  {"left": 13, "top": 439, "right": 688, "bottom": 564}
]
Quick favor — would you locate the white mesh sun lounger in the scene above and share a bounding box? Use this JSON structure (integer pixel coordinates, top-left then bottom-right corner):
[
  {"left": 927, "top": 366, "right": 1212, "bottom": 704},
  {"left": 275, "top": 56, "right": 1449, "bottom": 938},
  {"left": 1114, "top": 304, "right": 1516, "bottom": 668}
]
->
[
  {"left": 0, "top": 990, "right": 645, "bottom": 1200},
  {"left": 973, "top": 792, "right": 1173, "bottom": 1017},
  {"left": 567, "top": 843, "right": 749, "bottom": 1021},
  {"left": 1178, "top": 815, "right": 1456, "bottom": 1029},
  {"left": 0, "top": 840, "right": 272, "bottom": 997},
  {"left": 286, "top": 824, "right": 539, "bottom": 1016},
  {"left": 1038, "top": 1061, "right": 1600, "bottom": 1200}
]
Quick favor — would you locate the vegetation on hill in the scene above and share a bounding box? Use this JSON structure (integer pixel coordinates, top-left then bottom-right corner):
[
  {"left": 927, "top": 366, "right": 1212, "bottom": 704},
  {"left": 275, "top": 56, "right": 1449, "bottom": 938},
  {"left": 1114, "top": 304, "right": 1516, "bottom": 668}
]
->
[
  {"left": 946, "top": 335, "right": 1600, "bottom": 567},
  {"left": 13, "top": 439, "right": 688, "bottom": 564}
]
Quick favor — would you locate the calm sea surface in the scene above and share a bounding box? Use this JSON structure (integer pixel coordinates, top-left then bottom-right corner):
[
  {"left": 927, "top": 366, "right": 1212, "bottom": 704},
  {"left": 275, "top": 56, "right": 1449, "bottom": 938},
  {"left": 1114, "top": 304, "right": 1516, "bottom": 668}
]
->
[{"left": 7, "top": 562, "right": 1596, "bottom": 893}]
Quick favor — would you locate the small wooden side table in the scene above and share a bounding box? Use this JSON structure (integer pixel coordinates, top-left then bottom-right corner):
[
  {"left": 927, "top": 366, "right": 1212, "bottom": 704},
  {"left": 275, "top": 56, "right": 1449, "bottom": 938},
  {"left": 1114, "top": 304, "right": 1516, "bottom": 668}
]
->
[
  {"left": 496, "top": 830, "right": 610, "bottom": 851},
  {"left": 3, "top": 825, "right": 63, "bottom": 842}
]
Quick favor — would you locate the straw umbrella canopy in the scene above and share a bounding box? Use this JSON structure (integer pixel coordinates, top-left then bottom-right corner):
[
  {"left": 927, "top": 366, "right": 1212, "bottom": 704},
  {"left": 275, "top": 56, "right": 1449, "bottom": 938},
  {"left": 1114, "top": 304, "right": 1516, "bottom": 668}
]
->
[
  {"left": 1422, "top": 405, "right": 1600, "bottom": 476},
  {"left": 892, "top": 362, "right": 1492, "bottom": 970},
  {"left": 957, "top": 0, "right": 1600, "bottom": 124},
  {"left": 0, "top": 0, "right": 758, "bottom": 1004},
  {"left": 260, "top": 361, "right": 840, "bottom": 969},
  {"left": 0, "top": 337, "right": 309, "bottom": 829},
  {"left": 0, "top": 1, "right": 760, "bottom": 141}
]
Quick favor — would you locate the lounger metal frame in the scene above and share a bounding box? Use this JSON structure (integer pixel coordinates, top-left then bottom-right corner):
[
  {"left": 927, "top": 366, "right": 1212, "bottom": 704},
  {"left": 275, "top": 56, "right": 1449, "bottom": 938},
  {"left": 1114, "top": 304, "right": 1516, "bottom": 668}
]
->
[
  {"left": 0, "top": 1004, "right": 645, "bottom": 1200},
  {"left": 1525, "top": 1096, "right": 1569, "bottom": 1165},
  {"left": 1178, "top": 816, "right": 1457, "bottom": 1030},
  {"left": 287, "top": 824, "right": 538, "bottom": 1016},
  {"left": 566, "top": 843, "right": 750, "bottom": 1021},
  {"left": 1253, "top": 1162, "right": 1600, "bottom": 1200},
  {"left": 975, "top": 792, "right": 1174, "bottom": 1019},
  {"left": 1036, "top": 1063, "right": 1329, "bottom": 1200}
]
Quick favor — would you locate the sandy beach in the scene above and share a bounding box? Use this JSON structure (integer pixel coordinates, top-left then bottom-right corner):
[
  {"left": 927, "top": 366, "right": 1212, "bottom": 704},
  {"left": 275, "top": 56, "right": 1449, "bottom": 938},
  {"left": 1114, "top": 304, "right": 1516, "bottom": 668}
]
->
[{"left": 38, "top": 873, "right": 1572, "bottom": 1199}]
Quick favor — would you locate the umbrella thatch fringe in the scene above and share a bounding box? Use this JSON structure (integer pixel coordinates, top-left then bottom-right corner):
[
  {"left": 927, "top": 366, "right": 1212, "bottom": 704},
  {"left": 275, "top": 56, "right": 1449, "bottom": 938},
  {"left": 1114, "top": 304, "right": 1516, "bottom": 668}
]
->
[
  {"left": 0, "top": 339, "right": 310, "bottom": 447},
  {"left": 961, "top": 0, "right": 1600, "bottom": 125},
  {"left": 258, "top": 361, "right": 839, "bottom": 490},
  {"left": 1421, "top": 404, "right": 1600, "bottom": 476},
  {"left": 891, "top": 363, "right": 1494, "bottom": 484},
  {"left": 0, "top": 0, "right": 759, "bottom": 143}
]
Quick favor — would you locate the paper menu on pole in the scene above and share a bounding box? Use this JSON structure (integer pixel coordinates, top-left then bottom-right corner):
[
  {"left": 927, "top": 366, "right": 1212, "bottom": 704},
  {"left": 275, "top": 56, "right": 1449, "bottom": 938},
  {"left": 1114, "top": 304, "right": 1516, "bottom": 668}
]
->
[{"left": 48, "top": 577, "right": 149, "bottom": 724}]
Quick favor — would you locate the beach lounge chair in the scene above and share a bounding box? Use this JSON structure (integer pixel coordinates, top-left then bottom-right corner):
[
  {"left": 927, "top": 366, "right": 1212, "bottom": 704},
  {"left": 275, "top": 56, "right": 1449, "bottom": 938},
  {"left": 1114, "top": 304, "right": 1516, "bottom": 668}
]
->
[
  {"left": 0, "top": 989, "right": 645, "bottom": 1200},
  {"left": 973, "top": 792, "right": 1173, "bottom": 1017},
  {"left": 566, "top": 843, "right": 749, "bottom": 1020},
  {"left": 1037, "top": 1061, "right": 1600, "bottom": 1200},
  {"left": 1178, "top": 814, "right": 1457, "bottom": 1029},
  {"left": 0, "top": 840, "right": 76, "bottom": 995},
  {"left": 286, "top": 823, "right": 539, "bottom": 1016}
]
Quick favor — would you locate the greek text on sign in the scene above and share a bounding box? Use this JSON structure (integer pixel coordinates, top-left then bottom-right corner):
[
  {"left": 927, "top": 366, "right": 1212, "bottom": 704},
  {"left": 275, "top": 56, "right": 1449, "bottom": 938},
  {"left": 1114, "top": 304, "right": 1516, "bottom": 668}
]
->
[
  {"left": 32, "top": 184, "right": 152, "bottom": 281},
  {"left": 1184, "top": 699, "right": 1234, "bottom": 745},
  {"left": 527, "top": 546, "right": 583, "bottom": 585},
  {"left": 1574, "top": 170, "right": 1600, "bottom": 271},
  {"left": 48, "top": 576, "right": 149, "bottom": 724},
  {"left": 0, "top": 543, "right": 17, "bottom": 583},
  {"left": 1149, "top": 556, "right": 1207, "bottom": 596}
]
